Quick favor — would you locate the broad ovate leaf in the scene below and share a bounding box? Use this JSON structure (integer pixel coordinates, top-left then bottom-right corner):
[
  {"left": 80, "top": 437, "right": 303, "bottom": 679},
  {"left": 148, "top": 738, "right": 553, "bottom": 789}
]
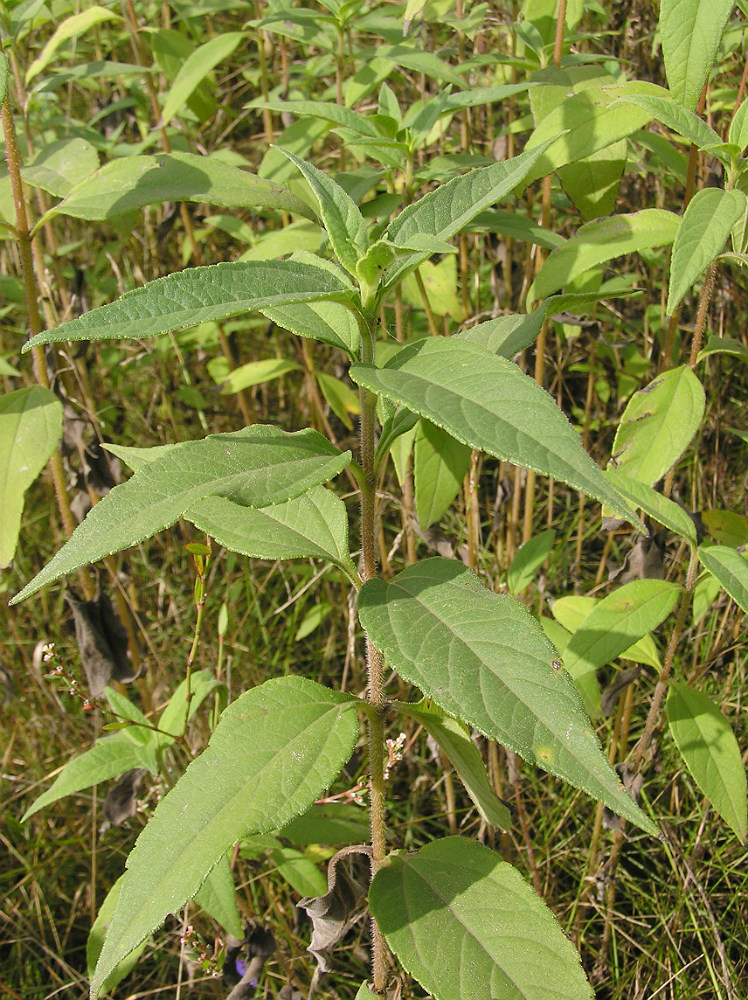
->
[
  {"left": 667, "top": 189, "right": 748, "bottom": 314},
  {"left": 11, "top": 426, "right": 350, "bottom": 604},
  {"left": 91, "top": 676, "right": 360, "bottom": 998},
  {"left": 609, "top": 366, "right": 705, "bottom": 486},
  {"left": 350, "top": 339, "right": 640, "bottom": 526},
  {"left": 24, "top": 259, "right": 352, "bottom": 349},
  {"left": 370, "top": 837, "right": 594, "bottom": 1000},
  {"left": 0, "top": 386, "right": 62, "bottom": 568},
  {"left": 359, "top": 558, "right": 657, "bottom": 833},
  {"left": 667, "top": 680, "right": 747, "bottom": 842}
]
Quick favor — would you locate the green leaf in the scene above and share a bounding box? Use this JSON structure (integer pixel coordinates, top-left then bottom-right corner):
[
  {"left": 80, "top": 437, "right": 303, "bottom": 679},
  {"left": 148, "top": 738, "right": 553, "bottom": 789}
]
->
[
  {"left": 523, "top": 80, "right": 657, "bottom": 186},
  {"left": 269, "top": 844, "right": 328, "bottom": 897},
  {"left": 414, "top": 420, "right": 471, "bottom": 529},
  {"left": 22, "top": 735, "right": 157, "bottom": 821},
  {"left": 531, "top": 210, "right": 679, "bottom": 302},
  {"left": 614, "top": 93, "right": 722, "bottom": 150},
  {"left": 557, "top": 141, "right": 627, "bottom": 222},
  {"left": 91, "top": 676, "right": 360, "bottom": 999},
  {"left": 359, "top": 559, "right": 657, "bottom": 833},
  {"left": 279, "top": 802, "right": 370, "bottom": 846},
  {"left": 667, "top": 189, "right": 748, "bottom": 314},
  {"left": 561, "top": 580, "right": 681, "bottom": 718},
  {"left": 194, "top": 853, "right": 243, "bottom": 938},
  {"left": 697, "top": 335, "right": 748, "bottom": 365},
  {"left": 186, "top": 486, "right": 357, "bottom": 579},
  {"left": 218, "top": 357, "right": 300, "bottom": 394},
  {"left": 383, "top": 137, "right": 559, "bottom": 291},
  {"left": 609, "top": 366, "right": 705, "bottom": 486},
  {"left": 87, "top": 877, "right": 147, "bottom": 995},
  {"left": 161, "top": 32, "right": 243, "bottom": 123},
  {"left": 507, "top": 528, "right": 556, "bottom": 596},
  {"left": 398, "top": 699, "right": 511, "bottom": 830},
  {"left": 262, "top": 295, "right": 361, "bottom": 357},
  {"left": 355, "top": 984, "right": 379, "bottom": 1000},
  {"left": 24, "top": 259, "right": 352, "bottom": 349},
  {"left": 155, "top": 670, "right": 222, "bottom": 750},
  {"left": 729, "top": 96, "right": 748, "bottom": 151},
  {"left": 350, "top": 339, "right": 640, "bottom": 526},
  {"left": 294, "top": 602, "right": 332, "bottom": 641},
  {"left": 659, "top": 0, "right": 734, "bottom": 111},
  {"left": 603, "top": 470, "right": 698, "bottom": 545},
  {"left": 249, "top": 99, "right": 380, "bottom": 137},
  {"left": 21, "top": 138, "right": 99, "bottom": 198},
  {"left": 0, "top": 386, "right": 62, "bottom": 568},
  {"left": 697, "top": 546, "right": 748, "bottom": 614},
  {"left": 277, "top": 148, "right": 368, "bottom": 276},
  {"left": 25, "top": 6, "right": 120, "bottom": 83},
  {"left": 11, "top": 426, "right": 350, "bottom": 604},
  {"left": 316, "top": 372, "right": 360, "bottom": 429},
  {"left": 455, "top": 308, "right": 547, "bottom": 358},
  {"left": 550, "top": 597, "right": 662, "bottom": 672},
  {"left": 667, "top": 681, "right": 747, "bottom": 842},
  {"left": 37, "top": 151, "right": 313, "bottom": 228},
  {"left": 370, "top": 837, "right": 594, "bottom": 1000}
]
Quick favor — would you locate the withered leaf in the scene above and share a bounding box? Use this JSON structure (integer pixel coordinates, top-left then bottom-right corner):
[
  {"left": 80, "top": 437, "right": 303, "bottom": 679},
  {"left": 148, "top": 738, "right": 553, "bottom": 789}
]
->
[{"left": 65, "top": 587, "right": 135, "bottom": 698}]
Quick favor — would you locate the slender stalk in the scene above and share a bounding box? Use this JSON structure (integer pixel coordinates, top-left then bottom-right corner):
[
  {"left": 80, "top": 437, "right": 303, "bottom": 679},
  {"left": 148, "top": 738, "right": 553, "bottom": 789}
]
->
[{"left": 357, "top": 313, "right": 389, "bottom": 992}]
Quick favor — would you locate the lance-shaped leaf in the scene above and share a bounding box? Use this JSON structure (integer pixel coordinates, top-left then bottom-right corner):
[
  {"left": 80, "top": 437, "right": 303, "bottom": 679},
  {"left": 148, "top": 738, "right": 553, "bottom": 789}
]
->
[
  {"left": 369, "top": 837, "right": 594, "bottom": 1000},
  {"left": 667, "top": 680, "right": 747, "bottom": 843},
  {"left": 562, "top": 580, "right": 681, "bottom": 718},
  {"left": 36, "top": 151, "right": 313, "bottom": 229},
  {"left": 381, "top": 137, "right": 558, "bottom": 291},
  {"left": 22, "top": 734, "right": 157, "bottom": 821},
  {"left": 194, "top": 853, "right": 244, "bottom": 939},
  {"left": 660, "top": 0, "right": 734, "bottom": 111},
  {"left": 350, "top": 339, "right": 640, "bottom": 526},
  {"left": 276, "top": 148, "right": 368, "bottom": 277},
  {"left": 603, "top": 470, "right": 698, "bottom": 545},
  {"left": 697, "top": 545, "right": 748, "bottom": 615},
  {"left": 398, "top": 699, "right": 511, "bottom": 831},
  {"left": 11, "top": 426, "right": 350, "bottom": 603},
  {"left": 161, "top": 33, "right": 243, "bottom": 124},
  {"left": 24, "top": 259, "right": 353, "bottom": 349},
  {"left": 358, "top": 558, "right": 657, "bottom": 833},
  {"left": 530, "top": 210, "right": 679, "bottom": 302},
  {"left": 667, "top": 189, "right": 748, "bottom": 314},
  {"left": 91, "top": 676, "right": 360, "bottom": 999},
  {"left": 186, "top": 486, "right": 358, "bottom": 580},
  {"left": 414, "top": 420, "right": 471, "bottom": 529},
  {"left": 0, "top": 386, "right": 62, "bottom": 568},
  {"left": 614, "top": 92, "right": 721, "bottom": 151}
]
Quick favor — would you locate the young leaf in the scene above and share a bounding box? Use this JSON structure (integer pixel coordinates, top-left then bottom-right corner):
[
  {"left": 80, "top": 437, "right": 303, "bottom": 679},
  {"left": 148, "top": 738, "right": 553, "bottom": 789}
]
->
[
  {"left": 667, "top": 189, "right": 748, "bottom": 314},
  {"left": 186, "top": 486, "right": 358, "bottom": 580},
  {"left": 0, "top": 386, "right": 62, "bottom": 568},
  {"left": 370, "top": 837, "right": 594, "bottom": 1000},
  {"left": 413, "top": 420, "right": 471, "bottom": 529},
  {"left": 22, "top": 735, "right": 157, "bottom": 821},
  {"left": 561, "top": 580, "right": 681, "bottom": 718},
  {"left": 24, "top": 259, "right": 353, "bottom": 349},
  {"left": 350, "top": 339, "right": 640, "bottom": 526},
  {"left": 218, "top": 357, "right": 301, "bottom": 395},
  {"left": 90, "top": 676, "right": 360, "bottom": 999},
  {"left": 609, "top": 366, "right": 705, "bottom": 486},
  {"left": 603, "top": 470, "right": 698, "bottom": 545},
  {"left": 382, "top": 137, "right": 559, "bottom": 291},
  {"left": 161, "top": 33, "right": 243, "bottom": 124},
  {"left": 697, "top": 546, "right": 748, "bottom": 614},
  {"left": 398, "top": 699, "right": 512, "bottom": 830},
  {"left": 25, "top": 6, "right": 120, "bottom": 83},
  {"left": 667, "top": 680, "right": 747, "bottom": 842},
  {"left": 507, "top": 528, "right": 556, "bottom": 596},
  {"left": 659, "top": 0, "right": 734, "bottom": 111},
  {"left": 530, "top": 210, "right": 679, "bottom": 302},
  {"left": 193, "top": 853, "right": 244, "bottom": 939},
  {"left": 37, "top": 151, "right": 313, "bottom": 228},
  {"left": 276, "top": 148, "right": 368, "bottom": 277},
  {"left": 155, "top": 670, "right": 223, "bottom": 750},
  {"left": 359, "top": 559, "right": 658, "bottom": 833},
  {"left": 11, "top": 426, "right": 350, "bottom": 604}
]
